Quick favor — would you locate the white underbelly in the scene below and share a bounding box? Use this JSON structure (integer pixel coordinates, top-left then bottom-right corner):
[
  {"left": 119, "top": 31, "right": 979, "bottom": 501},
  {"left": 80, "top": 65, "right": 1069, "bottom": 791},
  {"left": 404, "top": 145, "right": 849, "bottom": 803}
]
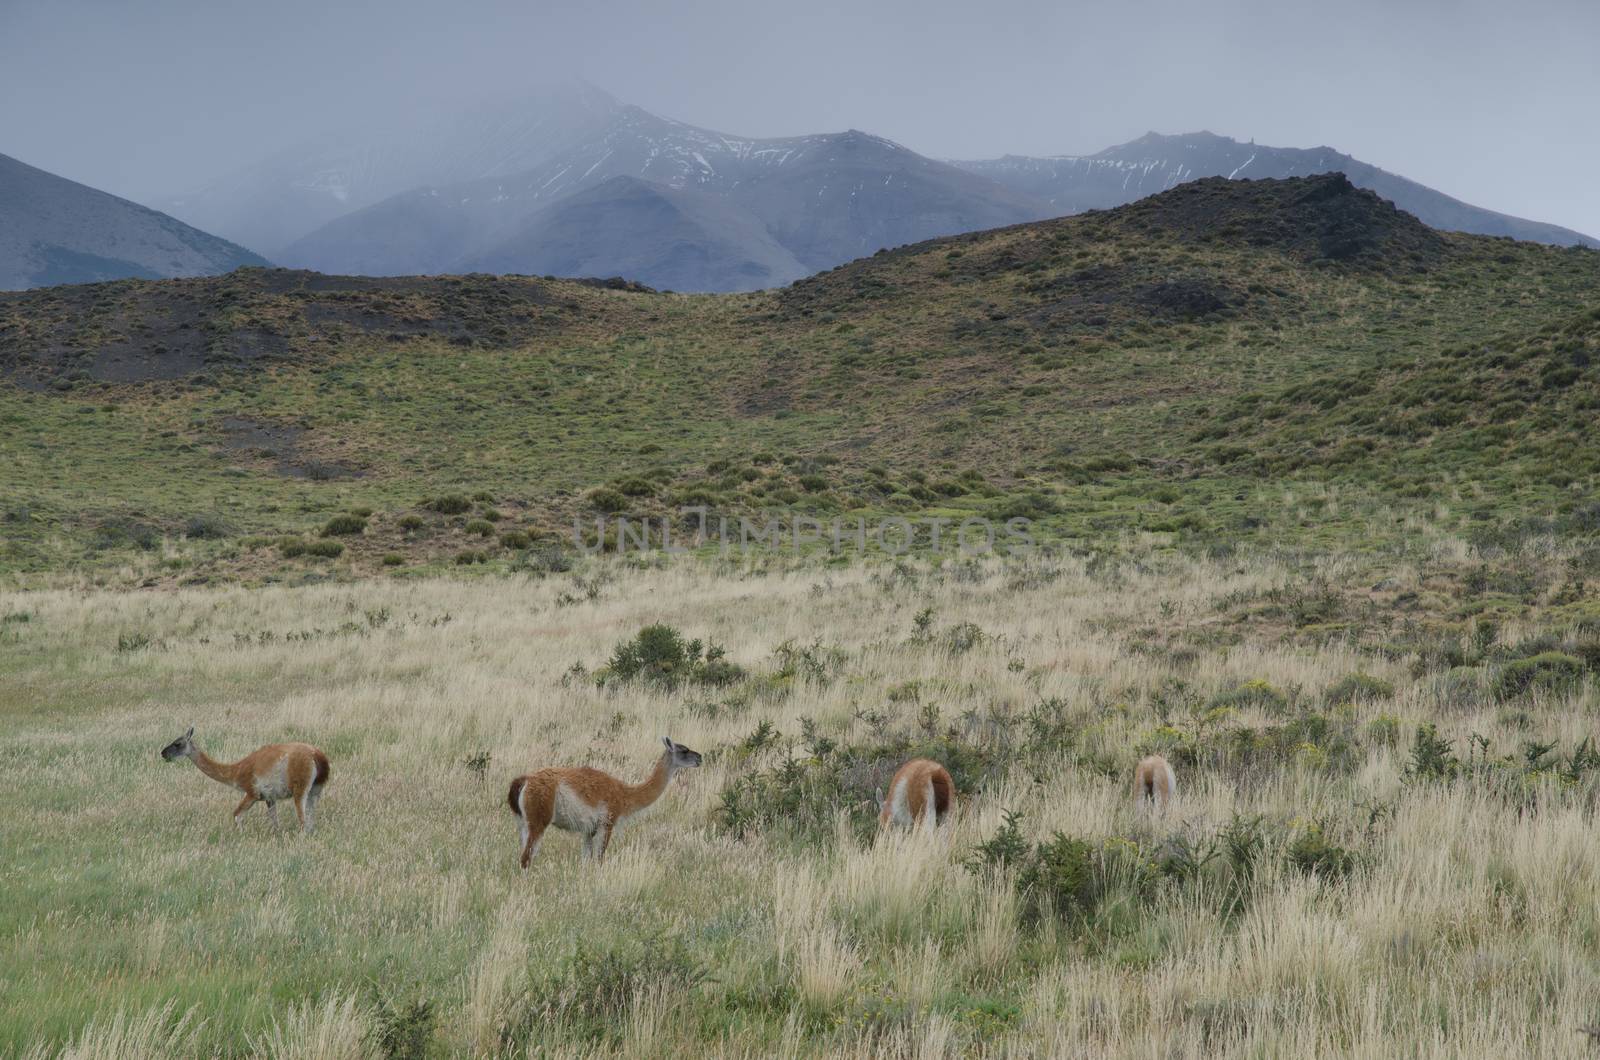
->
[
  {"left": 551, "top": 782, "right": 607, "bottom": 833},
  {"left": 253, "top": 759, "right": 291, "bottom": 801}
]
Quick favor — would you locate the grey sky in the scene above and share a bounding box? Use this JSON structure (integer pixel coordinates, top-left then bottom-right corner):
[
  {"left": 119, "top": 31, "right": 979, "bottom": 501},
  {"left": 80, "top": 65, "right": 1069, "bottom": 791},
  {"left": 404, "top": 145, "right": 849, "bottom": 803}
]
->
[{"left": 3, "top": 0, "right": 1597, "bottom": 238}]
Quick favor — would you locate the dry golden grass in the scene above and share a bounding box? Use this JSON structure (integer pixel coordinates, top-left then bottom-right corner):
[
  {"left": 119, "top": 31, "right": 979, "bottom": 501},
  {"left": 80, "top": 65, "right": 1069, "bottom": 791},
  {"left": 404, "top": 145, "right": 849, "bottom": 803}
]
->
[{"left": 1, "top": 543, "right": 1597, "bottom": 1057}]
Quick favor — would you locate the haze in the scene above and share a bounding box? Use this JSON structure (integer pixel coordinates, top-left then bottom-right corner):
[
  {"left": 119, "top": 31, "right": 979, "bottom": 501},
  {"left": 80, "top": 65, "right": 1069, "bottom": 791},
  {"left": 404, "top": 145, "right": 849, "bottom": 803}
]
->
[{"left": 2, "top": 0, "right": 1596, "bottom": 239}]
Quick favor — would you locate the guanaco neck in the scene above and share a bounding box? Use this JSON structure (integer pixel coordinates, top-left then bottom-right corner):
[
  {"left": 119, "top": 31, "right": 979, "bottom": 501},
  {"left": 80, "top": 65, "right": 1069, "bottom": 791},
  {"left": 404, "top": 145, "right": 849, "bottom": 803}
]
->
[
  {"left": 186, "top": 746, "right": 242, "bottom": 787},
  {"left": 623, "top": 752, "right": 676, "bottom": 812}
]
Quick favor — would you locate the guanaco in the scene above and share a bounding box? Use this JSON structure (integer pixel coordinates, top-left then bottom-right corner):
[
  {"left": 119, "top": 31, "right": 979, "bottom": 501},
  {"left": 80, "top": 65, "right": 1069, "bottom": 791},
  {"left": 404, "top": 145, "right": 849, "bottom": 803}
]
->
[
  {"left": 1133, "top": 753, "right": 1177, "bottom": 812},
  {"left": 507, "top": 736, "right": 702, "bottom": 867},
  {"left": 160, "top": 727, "right": 330, "bottom": 833},
  {"left": 876, "top": 758, "right": 954, "bottom": 834}
]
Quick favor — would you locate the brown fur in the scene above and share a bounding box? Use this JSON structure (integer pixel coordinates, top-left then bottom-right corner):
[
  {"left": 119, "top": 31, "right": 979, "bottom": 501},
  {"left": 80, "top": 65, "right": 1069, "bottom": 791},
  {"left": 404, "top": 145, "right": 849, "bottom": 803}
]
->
[
  {"left": 508, "top": 738, "right": 700, "bottom": 867},
  {"left": 163, "top": 730, "right": 330, "bottom": 832},
  {"left": 1133, "top": 754, "right": 1176, "bottom": 811},
  {"left": 879, "top": 758, "right": 955, "bottom": 831}
]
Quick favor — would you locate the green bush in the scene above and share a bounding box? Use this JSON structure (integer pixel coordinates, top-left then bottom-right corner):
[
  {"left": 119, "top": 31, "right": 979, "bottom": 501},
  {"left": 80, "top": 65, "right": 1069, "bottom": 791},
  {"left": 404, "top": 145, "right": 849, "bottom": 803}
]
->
[
  {"left": 1326, "top": 672, "right": 1395, "bottom": 705},
  {"left": 305, "top": 539, "right": 344, "bottom": 558},
  {"left": 381, "top": 553, "right": 406, "bottom": 567},
  {"left": 601, "top": 624, "right": 742, "bottom": 688},
  {"left": 276, "top": 536, "right": 308, "bottom": 557},
  {"left": 464, "top": 519, "right": 494, "bottom": 537},
  {"left": 397, "top": 514, "right": 425, "bottom": 532},
  {"left": 1494, "top": 652, "right": 1584, "bottom": 700},
  {"left": 1211, "top": 679, "right": 1291, "bottom": 715},
  {"left": 499, "top": 530, "right": 531, "bottom": 549},
  {"left": 584, "top": 488, "right": 628, "bottom": 514},
  {"left": 454, "top": 549, "right": 487, "bottom": 565},
  {"left": 1285, "top": 822, "right": 1358, "bottom": 880},
  {"left": 183, "top": 514, "right": 232, "bottom": 540},
  {"left": 425, "top": 494, "right": 472, "bottom": 515},
  {"left": 320, "top": 514, "right": 368, "bottom": 537}
]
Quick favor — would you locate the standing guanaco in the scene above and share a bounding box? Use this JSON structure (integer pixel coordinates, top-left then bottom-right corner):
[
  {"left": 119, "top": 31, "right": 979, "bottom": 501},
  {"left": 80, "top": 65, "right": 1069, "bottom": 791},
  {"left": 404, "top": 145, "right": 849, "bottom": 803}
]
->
[
  {"left": 160, "top": 727, "right": 330, "bottom": 833},
  {"left": 876, "top": 758, "right": 954, "bottom": 834},
  {"left": 507, "top": 736, "right": 702, "bottom": 867},
  {"left": 1133, "top": 753, "right": 1177, "bottom": 812}
]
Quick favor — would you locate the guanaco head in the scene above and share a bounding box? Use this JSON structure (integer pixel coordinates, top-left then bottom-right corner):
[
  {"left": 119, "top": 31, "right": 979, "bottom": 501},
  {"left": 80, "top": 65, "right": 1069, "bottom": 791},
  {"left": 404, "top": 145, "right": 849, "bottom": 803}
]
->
[
  {"left": 160, "top": 726, "right": 195, "bottom": 762},
  {"left": 662, "top": 736, "right": 703, "bottom": 770}
]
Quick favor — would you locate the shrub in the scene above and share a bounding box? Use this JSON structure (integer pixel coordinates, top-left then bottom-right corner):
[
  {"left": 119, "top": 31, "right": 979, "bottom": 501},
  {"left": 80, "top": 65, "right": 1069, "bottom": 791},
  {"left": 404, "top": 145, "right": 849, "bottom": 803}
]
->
[
  {"left": 464, "top": 519, "right": 494, "bottom": 537},
  {"left": 397, "top": 514, "right": 425, "bottom": 532},
  {"left": 499, "top": 530, "right": 531, "bottom": 549},
  {"left": 584, "top": 488, "right": 628, "bottom": 514},
  {"left": 482, "top": 508, "right": 503, "bottom": 522},
  {"left": 1406, "top": 723, "right": 1459, "bottom": 781},
  {"left": 615, "top": 478, "right": 656, "bottom": 497},
  {"left": 183, "top": 514, "right": 231, "bottom": 540},
  {"left": 305, "top": 539, "right": 344, "bottom": 558},
  {"left": 1365, "top": 714, "right": 1401, "bottom": 747},
  {"left": 1211, "top": 679, "right": 1291, "bottom": 716},
  {"left": 320, "top": 514, "right": 368, "bottom": 537},
  {"left": 381, "top": 553, "right": 406, "bottom": 567},
  {"left": 276, "top": 536, "right": 309, "bottom": 557},
  {"left": 425, "top": 494, "right": 471, "bottom": 515},
  {"left": 601, "top": 624, "right": 742, "bottom": 688},
  {"left": 1326, "top": 672, "right": 1395, "bottom": 705},
  {"left": 454, "top": 550, "right": 487, "bottom": 565},
  {"left": 1285, "top": 822, "right": 1358, "bottom": 880},
  {"left": 348, "top": 506, "right": 374, "bottom": 518},
  {"left": 1494, "top": 652, "right": 1585, "bottom": 700}
]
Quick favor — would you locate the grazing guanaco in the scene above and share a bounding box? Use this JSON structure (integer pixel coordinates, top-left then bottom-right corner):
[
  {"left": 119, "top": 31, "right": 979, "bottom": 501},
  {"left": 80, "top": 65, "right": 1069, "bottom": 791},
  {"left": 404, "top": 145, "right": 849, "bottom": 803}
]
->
[
  {"left": 160, "top": 727, "right": 330, "bottom": 833},
  {"left": 507, "top": 736, "right": 702, "bottom": 867},
  {"left": 1133, "top": 753, "right": 1176, "bottom": 812},
  {"left": 876, "top": 758, "right": 954, "bottom": 834}
]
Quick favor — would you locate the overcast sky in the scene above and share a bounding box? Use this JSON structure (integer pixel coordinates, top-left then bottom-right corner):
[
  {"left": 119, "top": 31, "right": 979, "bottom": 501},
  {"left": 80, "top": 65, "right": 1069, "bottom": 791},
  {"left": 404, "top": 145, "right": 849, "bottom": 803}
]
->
[{"left": 2, "top": 0, "right": 1597, "bottom": 237}]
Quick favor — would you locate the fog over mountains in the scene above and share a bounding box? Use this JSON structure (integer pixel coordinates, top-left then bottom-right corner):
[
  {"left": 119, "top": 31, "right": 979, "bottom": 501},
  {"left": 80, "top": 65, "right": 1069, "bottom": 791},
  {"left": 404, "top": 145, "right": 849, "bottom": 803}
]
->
[
  {"left": 164, "top": 84, "right": 1593, "bottom": 293},
  {"left": 4, "top": 82, "right": 1595, "bottom": 294}
]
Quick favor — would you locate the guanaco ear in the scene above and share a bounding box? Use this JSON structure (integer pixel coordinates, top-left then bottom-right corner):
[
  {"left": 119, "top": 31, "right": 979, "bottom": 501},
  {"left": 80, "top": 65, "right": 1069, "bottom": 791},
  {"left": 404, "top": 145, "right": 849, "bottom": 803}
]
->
[
  {"left": 662, "top": 736, "right": 674, "bottom": 751},
  {"left": 874, "top": 787, "right": 885, "bottom": 810},
  {"left": 184, "top": 726, "right": 194, "bottom": 740}
]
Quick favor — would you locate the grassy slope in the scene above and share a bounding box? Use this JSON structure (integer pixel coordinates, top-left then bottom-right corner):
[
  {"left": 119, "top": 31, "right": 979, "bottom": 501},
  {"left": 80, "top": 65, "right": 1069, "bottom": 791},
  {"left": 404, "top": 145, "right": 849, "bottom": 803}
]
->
[
  {"left": 2, "top": 551, "right": 1599, "bottom": 1056},
  {"left": 0, "top": 173, "right": 1596, "bottom": 583}
]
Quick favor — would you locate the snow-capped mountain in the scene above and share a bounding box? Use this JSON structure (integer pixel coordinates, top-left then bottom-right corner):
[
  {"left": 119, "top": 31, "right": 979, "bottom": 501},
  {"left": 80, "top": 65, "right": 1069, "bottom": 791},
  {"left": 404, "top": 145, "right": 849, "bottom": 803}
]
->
[
  {"left": 953, "top": 132, "right": 1597, "bottom": 247},
  {"left": 159, "top": 82, "right": 623, "bottom": 258},
  {"left": 0, "top": 152, "right": 266, "bottom": 291},
  {"left": 279, "top": 107, "right": 1050, "bottom": 287}
]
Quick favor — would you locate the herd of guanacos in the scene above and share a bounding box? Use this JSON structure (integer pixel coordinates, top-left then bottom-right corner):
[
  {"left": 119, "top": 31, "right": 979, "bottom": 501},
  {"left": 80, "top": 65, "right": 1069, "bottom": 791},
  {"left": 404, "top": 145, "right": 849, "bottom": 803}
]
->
[{"left": 159, "top": 728, "right": 1179, "bottom": 865}]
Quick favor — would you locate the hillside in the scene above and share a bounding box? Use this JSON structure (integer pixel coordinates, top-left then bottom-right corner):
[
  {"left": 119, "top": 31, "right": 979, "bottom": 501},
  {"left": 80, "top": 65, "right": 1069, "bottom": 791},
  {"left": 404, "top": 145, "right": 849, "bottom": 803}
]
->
[
  {"left": 464, "top": 176, "right": 810, "bottom": 292},
  {"left": 280, "top": 108, "right": 1049, "bottom": 289},
  {"left": 956, "top": 131, "right": 1598, "bottom": 247},
  {"left": 1, "top": 174, "right": 1597, "bottom": 580},
  {"left": 0, "top": 152, "right": 267, "bottom": 291}
]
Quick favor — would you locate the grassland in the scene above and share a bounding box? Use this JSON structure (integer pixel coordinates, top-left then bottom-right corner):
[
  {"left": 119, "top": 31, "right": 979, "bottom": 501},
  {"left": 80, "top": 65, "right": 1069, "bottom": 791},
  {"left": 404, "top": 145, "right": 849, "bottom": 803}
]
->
[{"left": 2, "top": 529, "right": 1600, "bottom": 1057}]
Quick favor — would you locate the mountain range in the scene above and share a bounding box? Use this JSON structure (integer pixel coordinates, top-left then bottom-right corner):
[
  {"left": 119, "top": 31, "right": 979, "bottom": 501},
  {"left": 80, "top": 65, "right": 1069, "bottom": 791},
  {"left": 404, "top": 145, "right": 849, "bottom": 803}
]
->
[
  {"left": 0, "top": 152, "right": 265, "bottom": 291},
  {"left": 4, "top": 84, "right": 1595, "bottom": 294},
  {"left": 952, "top": 131, "right": 1597, "bottom": 248}
]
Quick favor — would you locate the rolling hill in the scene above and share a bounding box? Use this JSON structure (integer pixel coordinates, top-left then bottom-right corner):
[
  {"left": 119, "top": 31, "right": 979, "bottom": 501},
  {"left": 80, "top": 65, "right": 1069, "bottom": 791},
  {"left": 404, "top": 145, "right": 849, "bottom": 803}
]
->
[
  {"left": 0, "top": 152, "right": 267, "bottom": 291},
  {"left": 954, "top": 131, "right": 1598, "bottom": 247},
  {"left": 1, "top": 174, "right": 1597, "bottom": 579}
]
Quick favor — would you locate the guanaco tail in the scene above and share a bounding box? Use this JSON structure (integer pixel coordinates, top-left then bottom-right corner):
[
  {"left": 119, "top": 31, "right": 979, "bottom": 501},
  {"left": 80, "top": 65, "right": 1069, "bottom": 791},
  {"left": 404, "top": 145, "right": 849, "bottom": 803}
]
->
[
  {"left": 1133, "top": 754, "right": 1176, "bottom": 811},
  {"left": 160, "top": 727, "right": 330, "bottom": 833},
  {"left": 876, "top": 758, "right": 954, "bottom": 834},
  {"left": 507, "top": 736, "right": 702, "bottom": 867}
]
